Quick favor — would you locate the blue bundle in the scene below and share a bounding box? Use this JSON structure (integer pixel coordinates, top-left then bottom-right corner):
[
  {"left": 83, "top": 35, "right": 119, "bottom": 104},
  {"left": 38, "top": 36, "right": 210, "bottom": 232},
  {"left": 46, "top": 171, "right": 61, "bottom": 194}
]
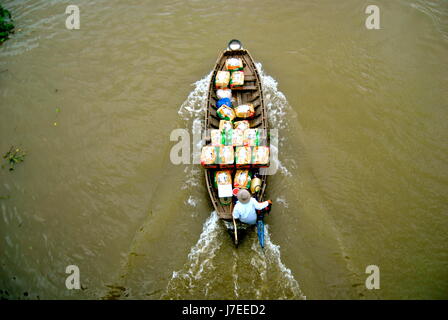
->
[{"left": 216, "top": 98, "right": 232, "bottom": 109}]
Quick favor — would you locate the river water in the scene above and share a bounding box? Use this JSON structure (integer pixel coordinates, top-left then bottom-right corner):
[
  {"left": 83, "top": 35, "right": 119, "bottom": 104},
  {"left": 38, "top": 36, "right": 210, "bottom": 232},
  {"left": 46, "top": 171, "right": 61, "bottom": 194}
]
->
[{"left": 0, "top": 0, "right": 447, "bottom": 299}]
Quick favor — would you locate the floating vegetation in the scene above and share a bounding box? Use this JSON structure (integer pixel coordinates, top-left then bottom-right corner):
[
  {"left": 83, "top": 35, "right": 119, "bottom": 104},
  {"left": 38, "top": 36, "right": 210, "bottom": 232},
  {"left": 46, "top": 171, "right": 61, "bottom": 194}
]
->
[
  {"left": 54, "top": 107, "right": 61, "bottom": 126},
  {"left": 0, "top": 5, "right": 14, "bottom": 44},
  {"left": 2, "top": 146, "right": 26, "bottom": 171}
]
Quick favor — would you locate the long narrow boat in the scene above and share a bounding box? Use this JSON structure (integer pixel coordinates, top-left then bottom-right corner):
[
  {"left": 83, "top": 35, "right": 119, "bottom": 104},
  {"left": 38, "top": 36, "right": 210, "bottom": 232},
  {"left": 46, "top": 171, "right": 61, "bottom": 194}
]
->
[{"left": 203, "top": 40, "right": 269, "bottom": 246}]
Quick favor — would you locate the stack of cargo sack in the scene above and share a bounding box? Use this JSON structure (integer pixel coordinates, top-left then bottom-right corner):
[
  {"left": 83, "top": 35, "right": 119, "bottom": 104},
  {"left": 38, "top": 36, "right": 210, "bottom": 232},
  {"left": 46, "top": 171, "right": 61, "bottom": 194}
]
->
[
  {"left": 214, "top": 58, "right": 244, "bottom": 121},
  {"left": 214, "top": 170, "right": 233, "bottom": 200},
  {"left": 215, "top": 57, "right": 244, "bottom": 90},
  {"left": 202, "top": 128, "right": 270, "bottom": 169},
  {"left": 200, "top": 144, "right": 234, "bottom": 169},
  {"left": 234, "top": 169, "right": 251, "bottom": 189},
  {"left": 200, "top": 57, "right": 270, "bottom": 200},
  {"left": 236, "top": 128, "right": 270, "bottom": 168}
]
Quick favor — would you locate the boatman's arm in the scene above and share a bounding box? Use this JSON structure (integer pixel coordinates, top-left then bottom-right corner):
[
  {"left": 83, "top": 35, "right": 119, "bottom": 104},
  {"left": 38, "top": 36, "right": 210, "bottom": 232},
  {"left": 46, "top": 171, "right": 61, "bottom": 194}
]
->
[{"left": 252, "top": 198, "right": 270, "bottom": 210}]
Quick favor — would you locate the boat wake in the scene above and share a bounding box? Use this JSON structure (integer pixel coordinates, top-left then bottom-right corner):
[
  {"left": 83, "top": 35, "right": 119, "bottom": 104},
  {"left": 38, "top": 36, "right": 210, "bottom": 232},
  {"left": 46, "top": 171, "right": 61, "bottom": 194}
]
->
[
  {"left": 178, "top": 73, "right": 211, "bottom": 121},
  {"left": 161, "top": 211, "right": 222, "bottom": 299},
  {"left": 249, "top": 225, "right": 306, "bottom": 299},
  {"left": 162, "top": 212, "right": 305, "bottom": 299}
]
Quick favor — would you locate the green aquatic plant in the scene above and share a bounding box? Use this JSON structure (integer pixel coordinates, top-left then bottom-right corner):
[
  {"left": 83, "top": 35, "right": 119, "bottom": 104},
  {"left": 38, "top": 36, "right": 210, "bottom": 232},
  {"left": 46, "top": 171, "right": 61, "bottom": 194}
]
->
[
  {"left": 0, "top": 5, "right": 14, "bottom": 43},
  {"left": 2, "top": 146, "right": 26, "bottom": 171}
]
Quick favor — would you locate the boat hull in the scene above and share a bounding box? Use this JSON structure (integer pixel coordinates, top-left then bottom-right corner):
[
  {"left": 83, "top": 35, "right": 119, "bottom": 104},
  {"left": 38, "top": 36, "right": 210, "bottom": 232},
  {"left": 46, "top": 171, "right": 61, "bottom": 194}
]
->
[{"left": 203, "top": 44, "right": 269, "bottom": 246}]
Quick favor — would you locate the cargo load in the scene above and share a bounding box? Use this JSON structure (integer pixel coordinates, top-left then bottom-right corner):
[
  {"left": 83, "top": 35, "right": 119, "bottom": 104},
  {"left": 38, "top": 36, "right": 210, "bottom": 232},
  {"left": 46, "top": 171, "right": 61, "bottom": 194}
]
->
[
  {"left": 252, "top": 146, "right": 270, "bottom": 168},
  {"left": 222, "top": 129, "right": 233, "bottom": 146},
  {"left": 234, "top": 170, "right": 252, "bottom": 189},
  {"left": 216, "top": 88, "right": 232, "bottom": 100},
  {"left": 219, "top": 120, "right": 233, "bottom": 132},
  {"left": 213, "top": 129, "right": 242, "bottom": 147},
  {"left": 243, "top": 128, "right": 260, "bottom": 147},
  {"left": 215, "top": 71, "right": 230, "bottom": 88},
  {"left": 214, "top": 170, "right": 232, "bottom": 187},
  {"left": 214, "top": 170, "right": 233, "bottom": 198},
  {"left": 235, "top": 146, "right": 251, "bottom": 169},
  {"left": 216, "top": 105, "right": 236, "bottom": 121},
  {"left": 216, "top": 98, "right": 232, "bottom": 109},
  {"left": 200, "top": 146, "right": 218, "bottom": 168},
  {"left": 232, "top": 129, "right": 244, "bottom": 147},
  {"left": 234, "top": 120, "right": 250, "bottom": 131},
  {"left": 225, "top": 58, "right": 243, "bottom": 71},
  {"left": 218, "top": 146, "right": 234, "bottom": 168},
  {"left": 210, "top": 129, "right": 223, "bottom": 146},
  {"left": 230, "top": 71, "right": 244, "bottom": 88},
  {"left": 234, "top": 104, "right": 255, "bottom": 118}
]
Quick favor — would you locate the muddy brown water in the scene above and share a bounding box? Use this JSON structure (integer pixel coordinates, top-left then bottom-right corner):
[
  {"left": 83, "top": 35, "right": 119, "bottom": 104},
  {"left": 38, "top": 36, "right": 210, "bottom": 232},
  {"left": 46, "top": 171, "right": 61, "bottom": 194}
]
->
[{"left": 0, "top": 0, "right": 447, "bottom": 299}]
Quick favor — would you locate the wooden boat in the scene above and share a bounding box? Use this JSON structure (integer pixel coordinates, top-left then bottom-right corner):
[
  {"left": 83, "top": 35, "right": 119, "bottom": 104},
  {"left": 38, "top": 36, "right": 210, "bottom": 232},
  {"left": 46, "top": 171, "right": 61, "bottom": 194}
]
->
[{"left": 203, "top": 40, "right": 269, "bottom": 247}]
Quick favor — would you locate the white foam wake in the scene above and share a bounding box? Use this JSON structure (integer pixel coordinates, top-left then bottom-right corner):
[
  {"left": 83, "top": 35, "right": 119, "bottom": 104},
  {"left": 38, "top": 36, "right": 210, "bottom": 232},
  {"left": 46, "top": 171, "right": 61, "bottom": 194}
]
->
[
  {"left": 162, "top": 211, "right": 221, "bottom": 299},
  {"left": 256, "top": 62, "right": 295, "bottom": 131},
  {"left": 178, "top": 74, "right": 211, "bottom": 191},
  {"left": 250, "top": 225, "right": 306, "bottom": 300},
  {"left": 178, "top": 73, "right": 211, "bottom": 121},
  {"left": 256, "top": 63, "right": 295, "bottom": 177}
]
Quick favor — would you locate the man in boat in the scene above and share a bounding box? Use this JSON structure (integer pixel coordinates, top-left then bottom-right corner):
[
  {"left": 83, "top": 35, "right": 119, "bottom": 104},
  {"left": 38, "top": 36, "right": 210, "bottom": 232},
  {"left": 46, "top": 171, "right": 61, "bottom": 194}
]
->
[{"left": 232, "top": 189, "right": 272, "bottom": 225}]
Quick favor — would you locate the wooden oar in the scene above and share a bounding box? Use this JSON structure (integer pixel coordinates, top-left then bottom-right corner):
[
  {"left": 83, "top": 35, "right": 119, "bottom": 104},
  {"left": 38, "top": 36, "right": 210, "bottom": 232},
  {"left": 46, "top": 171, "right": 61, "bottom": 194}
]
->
[{"left": 233, "top": 217, "right": 238, "bottom": 246}]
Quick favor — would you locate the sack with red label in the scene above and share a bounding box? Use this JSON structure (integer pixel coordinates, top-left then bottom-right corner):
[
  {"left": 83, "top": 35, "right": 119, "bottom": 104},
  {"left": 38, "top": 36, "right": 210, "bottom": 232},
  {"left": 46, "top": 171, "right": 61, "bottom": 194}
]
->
[
  {"left": 225, "top": 58, "right": 243, "bottom": 71},
  {"left": 234, "top": 170, "right": 252, "bottom": 189},
  {"left": 215, "top": 71, "right": 230, "bottom": 88},
  {"left": 218, "top": 146, "right": 234, "bottom": 168},
  {"left": 235, "top": 146, "right": 251, "bottom": 169},
  {"left": 230, "top": 71, "right": 244, "bottom": 88},
  {"left": 234, "top": 104, "right": 255, "bottom": 119},
  {"left": 200, "top": 146, "right": 218, "bottom": 168},
  {"left": 252, "top": 146, "right": 270, "bottom": 168}
]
